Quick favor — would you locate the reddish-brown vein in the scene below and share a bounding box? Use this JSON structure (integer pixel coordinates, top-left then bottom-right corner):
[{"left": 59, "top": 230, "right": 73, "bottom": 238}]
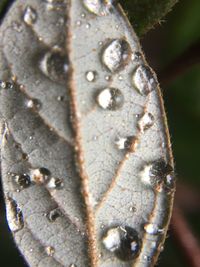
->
[{"left": 67, "top": 5, "right": 98, "bottom": 267}]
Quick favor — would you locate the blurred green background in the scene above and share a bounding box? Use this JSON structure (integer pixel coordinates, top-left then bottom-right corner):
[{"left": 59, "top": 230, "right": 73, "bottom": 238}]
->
[{"left": 0, "top": 0, "right": 200, "bottom": 266}]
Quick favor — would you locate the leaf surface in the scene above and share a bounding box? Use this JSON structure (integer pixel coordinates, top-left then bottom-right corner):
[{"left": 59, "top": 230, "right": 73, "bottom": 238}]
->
[{"left": 0, "top": 1, "right": 175, "bottom": 267}]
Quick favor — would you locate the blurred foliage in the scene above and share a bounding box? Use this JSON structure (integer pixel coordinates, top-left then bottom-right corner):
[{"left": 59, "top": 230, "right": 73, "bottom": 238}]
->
[
  {"left": 121, "top": 0, "right": 178, "bottom": 36},
  {"left": 0, "top": 0, "right": 200, "bottom": 267}
]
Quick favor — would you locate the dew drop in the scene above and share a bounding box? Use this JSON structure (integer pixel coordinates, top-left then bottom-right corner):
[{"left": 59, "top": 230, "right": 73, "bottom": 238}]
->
[
  {"left": 47, "top": 208, "right": 62, "bottom": 222},
  {"left": 40, "top": 49, "right": 69, "bottom": 83},
  {"left": 97, "top": 88, "right": 124, "bottom": 110},
  {"left": 69, "top": 264, "right": 77, "bottom": 267},
  {"left": 144, "top": 223, "right": 164, "bottom": 235},
  {"left": 115, "top": 136, "right": 138, "bottom": 152},
  {"left": 13, "top": 173, "right": 31, "bottom": 188},
  {"left": 0, "top": 80, "right": 13, "bottom": 89},
  {"left": 45, "top": 246, "right": 55, "bottom": 256},
  {"left": 85, "top": 71, "right": 97, "bottom": 82},
  {"left": 86, "top": 23, "right": 91, "bottom": 29},
  {"left": 76, "top": 20, "right": 82, "bottom": 26},
  {"left": 102, "top": 39, "right": 131, "bottom": 73},
  {"left": 141, "top": 159, "right": 173, "bottom": 188},
  {"left": 6, "top": 197, "right": 24, "bottom": 232},
  {"left": 83, "top": 0, "right": 116, "bottom": 16},
  {"left": 102, "top": 226, "right": 141, "bottom": 261},
  {"left": 138, "top": 112, "right": 155, "bottom": 133},
  {"left": 26, "top": 99, "right": 41, "bottom": 110},
  {"left": 132, "top": 65, "right": 157, "bottom": 95},
  {"left": 23, "top": 6, "right": 37, "bottom": 26},
  {"left": 46, "top": 177, "right": 64, "bottom": 189},
  {"left": 30, "top": 168, "right": 51, "bottom": 184}
]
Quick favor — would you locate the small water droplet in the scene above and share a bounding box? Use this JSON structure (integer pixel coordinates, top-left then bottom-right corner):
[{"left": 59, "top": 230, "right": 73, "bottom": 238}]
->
[
  {"left": 45, "top": 246, "right": 55, "bottom": 256},
  {"left": 97, "top": 88, "right": 124, "bottom": 110},
  {"left": 144, "top": 223, "right": 164, "bottom": 235},
  {"left": 0, "top": 80, "right": 13, "bottom": 89},
  {"left": 26, "top": 99, "right": 41, "bottom": 110},
  {"left": 115, "top": 136, "right": 138, "bottom": 152},
  {"left": 57, "top": 95, "right": 64, "bottom": 101},
  {"left": 86, "top": 23, "right": 91, "bottom": 29},
  {"left": 76, "top": 20, "right": 82, "bottom": 26},
  {"left": 102, "top": 39, "right": 131, "bottom": 73},
  {"left": 40, "top": 49, "right": 69, "bottom": 83},
  {"left": 103, "top": 226, "right": 141, "bottom": 261},
  {"left": 83, "top": 0, "right": 116, "bottom": 16},
  {"left": 12, "top": 173, "right": 31, "bottom": 188},
  {"left": 47, "top": 208, "right": 62, "bottom": 222},
  {"left": 46, "top": 177, "right": 63, "bottom": 189},
  {"left": 118, "top": 75, "right": 123, "bottom": 81},
  {"left": 138, "top": 112, "right": 155, "bottom": 133},
  {"left": 23, "top": 6, "right": 37, "bottom": 26},
  {"left": 69, "top": 264, "right": 77, "bottom": 267},
  {"left": 6, "top": 197, "right": 24, "bottom": 232},
  {"left": 141, "top": 159, "right": 173, "bottom": 188},
  {"left": 85, "top": 71, "right": 97, "bottom": 82},
  {"left": 81, "top": 13, "right": 86, "bottom": 18},
  {"left": 105, "top": 75, "right": 111, "bottom": 81},
  {"left": 30, "top": 168, "right": 51, "bottom": 184},
  {"left": 132, "top": 65, "right": 157, "bottom": 95}
]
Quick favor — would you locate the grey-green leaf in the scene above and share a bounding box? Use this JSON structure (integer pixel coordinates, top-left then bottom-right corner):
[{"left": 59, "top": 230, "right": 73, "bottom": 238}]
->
[{"left": 0, "top": 1, "right": 175, "bottom": 267}]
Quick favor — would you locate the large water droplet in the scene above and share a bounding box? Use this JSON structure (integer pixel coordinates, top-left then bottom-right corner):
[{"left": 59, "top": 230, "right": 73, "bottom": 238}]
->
[
  {"left": 23, "top": 6, "right": 37, "bottom": 26},
  {"left": 6, "top": 197, "right": 24, "bottom": 232},
  {"left": 12, "top": 173, "right": 31, "bottom": 189},
  {"left": 115, "top": 136, "right": 138, "bottom": 152},
  {"left": 47, "top": 208, "right": 62, "bottom": 222},
  {"left": 103, "top": 226, "right": 141, "bottom": 261},
  {"left": 132, "top": 65, "right": 157, "bottom": 95},
  {"left": 102, "top": 39, "right": 131, "bottom": 72},
  {"left": 97, "top": 88, "right": 124, "bottom": 110},
  {"left": 138, "top": 112, "right": 155, "bottom": 133},
  {"left": 144, "top": 223, "right": 164, "bottom": 235},
  {"left": 141, "top": 159, "right": 173, "bottom": 188},
  {"left": 83, "top": 0, "right": 116, "bottom": 16},
  {"left": 40, "top": 49, "right": 69, "bottom": 83}
]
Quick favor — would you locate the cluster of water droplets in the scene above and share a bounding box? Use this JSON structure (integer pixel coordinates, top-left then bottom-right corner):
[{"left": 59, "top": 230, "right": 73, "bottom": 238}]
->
[{"left": 83, "top": 0, "right": 116, "bottom": 16}]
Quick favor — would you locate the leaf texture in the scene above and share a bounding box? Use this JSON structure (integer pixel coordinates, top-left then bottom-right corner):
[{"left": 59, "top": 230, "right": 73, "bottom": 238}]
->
[{"left": 0, "top": 1, "right": 175, "bottom": 267}]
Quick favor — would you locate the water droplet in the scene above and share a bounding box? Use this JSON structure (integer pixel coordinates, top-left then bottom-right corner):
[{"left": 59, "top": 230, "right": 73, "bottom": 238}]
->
[
  {"left": 144, "top": 223, "right": 164, "bottom": 235},
  {"left": 105, "top": 75, "right": 111, "bottom": 81},
  {"left": 46, "top": 177, "right": 63, "bottom": 189},
  {"left": 141, "top": 159, "right": 173, "bottom": 188},
  {"left": 97, "top": 88, "right": 124, "bottom": 110},
  {"left": 45, "top": 0, "right": 66, "bottom": 11},
  {"left": 132, "top": 65, "right": 157, "bottom": 95},
  {"left": 6, "top": 197, "right": 24, "bottom": 232},
  {"left": 86, "top": 23, "right": 91, "bottom": 29},
  {"left": 23, "top": 6, "right": 37, "bottom": 26},
  {"left": 13, "top": 173, "right": 31, "bottom": 188},
  {"left": 76, "top": 20, "right": 82, "bottom": 26},
  {"left": 81, "top": 13, "right": 86, "bottom": 18},
  {"left": 102, "top": 39, "right": 131, "bottom": 72},
  {"left": 0, "top": 80, "right": 13, "bottom": 89},
  {"left": 69, "top": 264, "right": 77, "bottom": 267},
  {"left": 40, "top": 49, "right": 69, "bottom": 83},
  {"left": 115, "top": 136, "right": 138, "bottom": 152},
  {"left": 45, "top": 246, "right": 55, "bottom": 256},
  {"left": 26, "top": 99, "right": 41, "bottom": 110},
  {"left": 83, "top": 0, "right": 116, "bottom": 16},
  {"left": 57, "top": 95, "right": 64, "bottom": 101},
  {"left": 30, "top": 168, "right": 51, "bottom": 184},
  {"left": 138, "top": 112, "right": 155, "bottom": 133},
  {"left": 102, "top": 226, "right": 141, "bottom": 261},
  {"left": 47, "top": 208, "right": 62, "bottom": 222},
  {"left": 85, "top": 71, "right": 97, "bottom": 82}
]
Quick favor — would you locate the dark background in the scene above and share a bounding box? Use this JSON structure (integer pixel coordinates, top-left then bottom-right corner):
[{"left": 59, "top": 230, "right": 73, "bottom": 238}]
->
[{"left": 0, "top": 0, "right": 200, "bottom": 266}]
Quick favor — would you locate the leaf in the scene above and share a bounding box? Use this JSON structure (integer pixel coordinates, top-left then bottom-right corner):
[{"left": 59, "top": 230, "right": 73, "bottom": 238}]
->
[
  {"left": 0, "top": 1, "right": 175, "bottom": 267},
  {"left": 121, "top": 0, "right": 178, "bottom": 36}
]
